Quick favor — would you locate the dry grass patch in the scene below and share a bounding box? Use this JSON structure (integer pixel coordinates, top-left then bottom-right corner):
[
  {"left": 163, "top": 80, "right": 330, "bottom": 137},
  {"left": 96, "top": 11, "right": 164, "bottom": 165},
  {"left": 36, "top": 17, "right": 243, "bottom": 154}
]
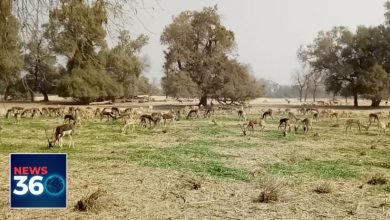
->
[
  {"left": 74, "top": 189, "right": 108, "bottom": 212},
  {"left": 314, "top": 182, "right": 332, "bottom": 194},
  {"left": 253, "top": 176, "right": 286, "bottom": 203}
]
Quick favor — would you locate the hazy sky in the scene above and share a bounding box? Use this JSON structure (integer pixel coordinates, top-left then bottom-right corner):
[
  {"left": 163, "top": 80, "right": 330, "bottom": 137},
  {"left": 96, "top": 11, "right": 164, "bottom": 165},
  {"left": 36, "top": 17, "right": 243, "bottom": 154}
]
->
[{"left": 124, "top": 0, "right": 386, "bottom": 85}]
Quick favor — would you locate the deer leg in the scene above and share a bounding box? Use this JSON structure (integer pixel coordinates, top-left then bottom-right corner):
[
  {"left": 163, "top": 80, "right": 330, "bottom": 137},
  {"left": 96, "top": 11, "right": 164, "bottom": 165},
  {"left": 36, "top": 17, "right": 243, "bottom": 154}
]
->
[{"left": 59, "top": 137, "right": 63, "bottom": 149}]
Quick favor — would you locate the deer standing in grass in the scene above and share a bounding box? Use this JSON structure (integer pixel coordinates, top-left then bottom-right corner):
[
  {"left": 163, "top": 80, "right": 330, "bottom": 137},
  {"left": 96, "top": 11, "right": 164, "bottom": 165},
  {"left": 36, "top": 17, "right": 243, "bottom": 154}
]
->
[
  {"left": 301, "top": 118, "right": 313, "bottom": 134},
  {"left": 377, "top": 121, "right": 387, "bottom": 135},
  {"left": 262, "top": 109, "right": 273, "bottom": 120},
  {"left": 162, "top": 112, "right": 177, "bottom": 127},
  {"left": 45, "top": 124, "right": 75, "bottom": 149},
  {"left": 369, "top": 113, "right": 380, "bottom": 124},
  {"left": 242, "top": 118, "right": 266, "bottom": 136},
  {"left": 238, "top": 110, "right": 247, "bottom": 122},
  {"left": 345, "top": 119, "right": 362, "bottom": 132}
]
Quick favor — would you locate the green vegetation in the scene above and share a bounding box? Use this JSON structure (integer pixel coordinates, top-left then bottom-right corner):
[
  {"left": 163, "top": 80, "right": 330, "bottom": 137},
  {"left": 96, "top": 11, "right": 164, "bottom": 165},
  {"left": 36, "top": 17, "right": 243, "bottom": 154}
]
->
[
  {"left": 129, "top": 142, "right": 250, "bottom": 181},
  {"left": 265, "top": 161, "right": 358, "bottom": 179}
]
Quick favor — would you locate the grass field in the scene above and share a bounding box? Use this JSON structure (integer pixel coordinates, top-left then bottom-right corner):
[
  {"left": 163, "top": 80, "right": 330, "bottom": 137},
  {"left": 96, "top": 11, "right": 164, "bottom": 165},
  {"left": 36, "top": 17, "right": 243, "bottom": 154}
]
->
[{"left": 0, "top": 105, "right": 389, "bottom": 219}]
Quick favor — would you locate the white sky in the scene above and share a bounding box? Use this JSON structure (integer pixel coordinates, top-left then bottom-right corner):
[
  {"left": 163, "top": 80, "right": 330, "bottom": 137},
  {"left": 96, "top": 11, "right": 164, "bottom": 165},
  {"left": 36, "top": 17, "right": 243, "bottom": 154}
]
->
[{"left": 123, "top": 0, "right": 386, "bottom": 85}]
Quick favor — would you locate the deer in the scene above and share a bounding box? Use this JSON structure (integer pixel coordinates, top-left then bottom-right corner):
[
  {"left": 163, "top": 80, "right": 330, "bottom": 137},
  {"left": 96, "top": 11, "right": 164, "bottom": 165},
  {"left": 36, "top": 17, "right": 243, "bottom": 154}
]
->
[
  {"left": 45, "top": 124, "right": 75, "bottom": 149},
  {"left": 63, "top": 111, "right": 81, "bottom": 126},
  {"left": 378, "top": 121, "right": 387, "bottom": 135},
  {"left": 64, "top": 114, "right": 76, "bottom": 124},
  {"left": 162, "top": 112, "right": 177, "bottom": 127},
  {"left": 345, "top": 119, "right": 362, "bottom": 132},
  {"left": 312, "top": 112, "right": 319, "bottom": 121},
  {"left": 31, "top": 108, "right": 42, "bottom": 118},
  {"left": 100, "top": 111, "right": 116, "bottom": 121},
  {"left": 369, "top": 113, "right": 380, "bottom": 124},
  {"left": 330, "top": 112, "right": 338, "bottom": 120},
  {"left": 238, "top": 110, "right": 247, "bottom": 122},
  {"left": 242, "top": 118, "right": 266, "bottom": 136},
  {"left": 288, "top": 112, "right": 298, "bottom": 123},
  {"left": 186, "top": 109, "right": 199, "bottom": 120},
  {"left": 278, "top": 118, "right": 291, "bottom": 132},
  {"left": 203, "top": 107, "right": 214, "bottom": 118},
  {"left": 140, "top": 114, "right": 157, "bottom": 127},
  {"left": 21, "top": 109, "right": 34, "bottom": 118},
  {"left": 262, "top": 109, "right": 273, "bottom": 120},
  {"left": 301, "top": 118, "right": 313, "bottom": 134}
]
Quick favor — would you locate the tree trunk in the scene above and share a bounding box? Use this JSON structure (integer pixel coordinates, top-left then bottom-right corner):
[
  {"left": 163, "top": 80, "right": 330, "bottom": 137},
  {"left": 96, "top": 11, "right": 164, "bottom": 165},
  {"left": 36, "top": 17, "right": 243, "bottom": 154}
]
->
[
  {"left": 198, "top": 95, "right": 207, "bottom": 107},
  {"left": 304, "top": 89, "right": 308, "bottom": 102},
  {"left": 353, "top": 92, "right": 358, "bottom": 107},
  {"left": 371, "top": 98, "right": 381, "bottom": 107},
  {"left": 312, "top": 86, "right": 317, "bottom": 102},
  {"left": 29, "top": 90, "right": 35, "bottom": 102},
  {"left": 4, "top": 85, "right": 10, "bottom": 101},
  {"left": 41, "top": 90, "right": 49, "bottom": 102},
  {"left": 299, "top": 88, "right": 303, "bottom": 102}
]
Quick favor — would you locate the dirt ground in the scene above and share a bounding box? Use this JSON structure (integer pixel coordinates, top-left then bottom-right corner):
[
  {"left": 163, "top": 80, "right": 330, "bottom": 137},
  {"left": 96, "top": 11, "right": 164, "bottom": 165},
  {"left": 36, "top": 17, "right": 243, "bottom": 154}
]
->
[{"left": 0, "top": 98, "right": 389, "bottom": 219}]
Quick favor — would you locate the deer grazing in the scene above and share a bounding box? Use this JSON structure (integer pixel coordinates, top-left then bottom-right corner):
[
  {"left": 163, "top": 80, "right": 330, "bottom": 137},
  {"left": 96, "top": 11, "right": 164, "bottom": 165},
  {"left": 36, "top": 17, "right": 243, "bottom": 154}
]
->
[
  {"left": 140, "top": 114, "right": 158, "bottom": 127},
  {"left": 262, "top": 109, "right": 273, "bottom": 120},
  {"left": 301, "top": 118, "right": 313, "bottom": 134},
  {"left": 288, "top": 112, "right": 298, "bottom": 123},
  {"left": 278, "top": 118, "right": 291, "bottom": 132},
  {"left": 45, "top": 124, "right": 75, "bottom": 149},
  {"left": 186, "top": 109, "right": 199, "bottom": 120},
  {"left": 242, "top": 118, "right": 266, "bottom": 136},
  {"left": 345, "top": 119, "right": 362, "bottom": 132},
  {"left": 369, "top": 113, "right": 380, "bottom": 123}
]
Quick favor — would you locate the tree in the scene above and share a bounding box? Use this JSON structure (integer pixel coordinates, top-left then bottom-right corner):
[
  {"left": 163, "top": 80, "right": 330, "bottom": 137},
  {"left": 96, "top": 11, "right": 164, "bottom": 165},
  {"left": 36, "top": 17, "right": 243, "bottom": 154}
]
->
[
  {"left": 0, "top": 1, "right": 23, "bottom": 100},
  {"left": 161, "top": 71, "right": 200, "bottom": 98},
  {"left": 309, "top": 70, "right": 323, "bottom": 102},
  {"left": 161, "top": 6, "right": 237, "bottom": 106},
  {"left": 24, "top": 30, "right": 59, "bottom": 101},
  {"left": 360, "top": 64, "right": 390, "bottom": 107},
  {"left": 103, "top": 30, "right": 149, "bottom": 98},
  {"left": 47, "top": 0, "right": 120, "bottom": 103},
  {"left": 213, "top": 59, "right": 265, "bottom": 104},
  {"left": 291, "top": 67, "right": 310, "bottom": 102}
]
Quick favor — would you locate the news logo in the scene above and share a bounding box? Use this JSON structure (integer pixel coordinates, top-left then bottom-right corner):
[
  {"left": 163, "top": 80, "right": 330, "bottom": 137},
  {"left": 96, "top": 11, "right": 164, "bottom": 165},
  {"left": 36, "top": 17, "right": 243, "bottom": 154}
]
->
[{"left": 10, "top": 153, "right": 67, "bottom": 208}]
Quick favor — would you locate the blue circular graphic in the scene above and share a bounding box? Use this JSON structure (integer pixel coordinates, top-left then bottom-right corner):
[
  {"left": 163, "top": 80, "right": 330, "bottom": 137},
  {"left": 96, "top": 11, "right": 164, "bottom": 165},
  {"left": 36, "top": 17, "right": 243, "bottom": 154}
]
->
[{"left": 45, "top": 175, "right": 65, "bottom": 196}]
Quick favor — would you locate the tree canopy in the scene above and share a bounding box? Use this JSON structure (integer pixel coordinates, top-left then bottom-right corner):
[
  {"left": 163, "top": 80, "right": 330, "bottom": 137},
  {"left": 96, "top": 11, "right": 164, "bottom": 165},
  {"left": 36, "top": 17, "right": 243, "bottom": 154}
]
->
[
  {"left": 0, "top": 2, "right": 23, "bottom": 99},
  {"left": 161, "top": 6, "right": 264, "bottom": 105}
]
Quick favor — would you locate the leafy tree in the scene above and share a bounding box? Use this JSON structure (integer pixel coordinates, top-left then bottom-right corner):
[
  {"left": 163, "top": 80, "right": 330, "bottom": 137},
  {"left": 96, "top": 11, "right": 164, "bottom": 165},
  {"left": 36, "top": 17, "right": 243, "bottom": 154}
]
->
[
  {"left": 23, "top": 30, "right": 59, "bottom": 101},
  {"left": 213, "top": 59, "right": 265, "bottom": 104},
  {"left": 103, "top": 30, "right": 149, "bottom": 98},
  {"left": 360, "top": 64, "right": 390, "bottom": 106},
  {"left": 300, "top": 2, "right": 390, "bottom": 107},
  {"left": 47, "top": 0, "right": 120, "bottom": 103},
  {"left": 161, "top": 71, "right": 200, "bottom": 98},
  {"left": 0, "top": 1, "right": 23, "bottom": 100},
  {"left": 161, "top": 6, "right": 237, "bottom": 106}
]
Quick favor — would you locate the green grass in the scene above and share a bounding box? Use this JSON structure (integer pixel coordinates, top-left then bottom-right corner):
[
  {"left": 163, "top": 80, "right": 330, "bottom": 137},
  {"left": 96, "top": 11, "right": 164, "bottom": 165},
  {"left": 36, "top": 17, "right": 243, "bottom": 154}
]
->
[
  {"left": 265, "top": 160, "right": 358, "bottom": 179},
  {"left": 382, "top": 184, "right": 390, "bottom": 193},
  {"left": 0, "top": 111, "right": 389, "bottom": 185},
  {"left": 128, "top": 140, "right": 251, "bottom": 181}
]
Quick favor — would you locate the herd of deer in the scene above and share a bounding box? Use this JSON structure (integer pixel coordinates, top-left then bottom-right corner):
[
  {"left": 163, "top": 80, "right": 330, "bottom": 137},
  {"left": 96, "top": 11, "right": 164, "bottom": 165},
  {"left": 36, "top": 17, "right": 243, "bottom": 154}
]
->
[{"left": 2, "top": 104, "right": 389, "bottom": 149}]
